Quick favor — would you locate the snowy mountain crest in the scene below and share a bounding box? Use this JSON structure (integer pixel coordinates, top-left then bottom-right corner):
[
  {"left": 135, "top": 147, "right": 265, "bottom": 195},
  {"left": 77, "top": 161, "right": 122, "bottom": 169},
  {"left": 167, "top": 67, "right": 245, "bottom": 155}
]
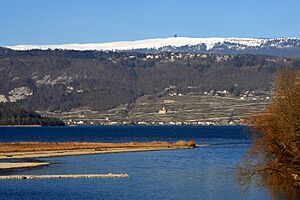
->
[{"left": 5, "top": 37, "right": 300, "bottom": 56}]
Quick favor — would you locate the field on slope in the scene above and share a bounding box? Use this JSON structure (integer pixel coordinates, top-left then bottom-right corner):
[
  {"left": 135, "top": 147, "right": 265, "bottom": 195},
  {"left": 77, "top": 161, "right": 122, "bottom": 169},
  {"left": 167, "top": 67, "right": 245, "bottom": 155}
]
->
[{"left": 41, "top": 92, "right": 271, "bottom": 125}]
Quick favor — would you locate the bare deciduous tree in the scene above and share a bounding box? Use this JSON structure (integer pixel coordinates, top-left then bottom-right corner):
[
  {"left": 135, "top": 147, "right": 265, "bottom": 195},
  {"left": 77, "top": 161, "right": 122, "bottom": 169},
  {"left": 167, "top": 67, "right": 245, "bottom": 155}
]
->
[{"left": 237, "top": 69, "right": 300, "bottom": 199}]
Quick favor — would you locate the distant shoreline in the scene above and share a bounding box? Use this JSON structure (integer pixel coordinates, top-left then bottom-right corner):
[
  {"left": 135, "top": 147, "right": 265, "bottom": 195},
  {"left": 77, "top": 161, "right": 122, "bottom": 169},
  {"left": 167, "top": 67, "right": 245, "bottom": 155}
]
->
[
  {"left": 0, "top": 124, "right": 246, "bottom": 127},
  {"left": 0, "top": 125, "right": 42, "bottom": 127}
]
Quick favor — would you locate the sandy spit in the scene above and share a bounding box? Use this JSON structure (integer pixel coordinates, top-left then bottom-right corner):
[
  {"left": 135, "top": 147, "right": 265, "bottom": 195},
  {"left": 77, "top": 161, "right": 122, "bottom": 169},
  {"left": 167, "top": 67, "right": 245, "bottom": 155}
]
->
[
  {"left": 0, "top": 146, "right": 195, "bottom": 160},
  {"left": 0, "top": 162, "right": 50, "bottom": 170}
]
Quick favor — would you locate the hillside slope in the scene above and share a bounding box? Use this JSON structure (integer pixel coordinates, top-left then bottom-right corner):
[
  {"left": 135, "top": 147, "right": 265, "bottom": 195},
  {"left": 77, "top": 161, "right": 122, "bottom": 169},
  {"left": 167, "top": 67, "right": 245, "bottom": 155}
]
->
[{"left": 0, "top": 48, "right": 299, "bottom": 113}]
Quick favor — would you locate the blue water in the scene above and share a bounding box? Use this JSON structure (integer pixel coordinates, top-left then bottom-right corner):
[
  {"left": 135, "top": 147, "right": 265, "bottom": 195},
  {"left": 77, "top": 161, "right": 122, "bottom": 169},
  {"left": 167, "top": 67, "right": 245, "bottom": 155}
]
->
[
  {"left": 0, "top": 126, "right": 271, "bottom": 200},
  {"left": 0, "top": 125, "right": 252, "bottom": 143}
]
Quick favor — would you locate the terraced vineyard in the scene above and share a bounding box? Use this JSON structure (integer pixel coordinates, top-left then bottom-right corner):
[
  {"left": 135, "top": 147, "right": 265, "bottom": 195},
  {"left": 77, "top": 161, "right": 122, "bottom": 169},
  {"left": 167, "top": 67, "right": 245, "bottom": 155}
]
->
[
  {"left": 126, "top": 94, "right": 271, "bottom": 125},
  {"left": 41, "top": 93, "right": 271, "bottom": 125}
]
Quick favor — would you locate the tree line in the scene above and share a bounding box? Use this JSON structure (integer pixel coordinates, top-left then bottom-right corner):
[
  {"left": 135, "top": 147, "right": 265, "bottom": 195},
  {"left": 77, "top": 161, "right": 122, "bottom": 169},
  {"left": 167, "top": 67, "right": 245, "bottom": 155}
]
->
[{"left": 0, "top": 103, "right": 64, "bottom": 126}]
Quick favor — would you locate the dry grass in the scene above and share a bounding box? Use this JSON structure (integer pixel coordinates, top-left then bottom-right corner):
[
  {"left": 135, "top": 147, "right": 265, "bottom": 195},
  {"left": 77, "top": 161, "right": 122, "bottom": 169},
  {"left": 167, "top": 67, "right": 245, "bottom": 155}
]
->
[{"left": 0, "top": 140, "right": 196, "bottom": 153}]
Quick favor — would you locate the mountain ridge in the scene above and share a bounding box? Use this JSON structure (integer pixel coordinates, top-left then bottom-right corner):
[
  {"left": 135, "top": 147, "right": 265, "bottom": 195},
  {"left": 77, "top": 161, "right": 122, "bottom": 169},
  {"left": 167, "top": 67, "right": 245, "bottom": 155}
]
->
[
  {"left": 5, "top": 37, "right": 300, "bottom": 49},
  {"left": 5, "top": 37, "right": 300, "bottom": 56}
]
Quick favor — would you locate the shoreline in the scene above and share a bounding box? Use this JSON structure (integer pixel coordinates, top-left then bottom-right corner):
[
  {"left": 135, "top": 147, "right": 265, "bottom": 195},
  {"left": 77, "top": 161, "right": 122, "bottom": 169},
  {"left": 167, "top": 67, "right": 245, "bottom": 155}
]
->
[
  {"left": 0, "top": 162, "right": 50, "bottom": 170},
  {"left": 0, "top": 146, "right": 197, "bottom": 160},
  {"left": 0, "top": 141, "right": 199, "bottom": 169},
  {"left": 0, "top": 124, "right": 247, "bottom": 127},
  {"left": 0, "top": 173, "right": 129, "bottom": 179},
  {"left": 0, "top": 125, "right": 43, "bottom": 127}
]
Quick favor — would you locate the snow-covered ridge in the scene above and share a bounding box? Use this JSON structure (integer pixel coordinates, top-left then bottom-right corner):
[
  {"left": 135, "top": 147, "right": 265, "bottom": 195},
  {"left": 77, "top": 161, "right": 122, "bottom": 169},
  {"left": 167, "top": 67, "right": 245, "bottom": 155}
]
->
[{"left": 5, "top": 37, "right": 300, "bottom": 51}]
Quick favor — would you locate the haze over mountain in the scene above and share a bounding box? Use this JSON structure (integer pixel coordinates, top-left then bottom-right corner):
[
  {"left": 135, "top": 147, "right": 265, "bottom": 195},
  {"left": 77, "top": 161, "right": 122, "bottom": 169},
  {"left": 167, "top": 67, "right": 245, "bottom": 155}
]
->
[{"left": 6, "top": 37, "right": 300, "bottom": 56}]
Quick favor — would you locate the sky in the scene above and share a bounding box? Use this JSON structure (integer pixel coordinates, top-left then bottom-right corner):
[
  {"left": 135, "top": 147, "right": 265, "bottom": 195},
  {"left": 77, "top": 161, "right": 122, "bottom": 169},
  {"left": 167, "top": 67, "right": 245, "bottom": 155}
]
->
[{"left": 0, "top": 0, "right": 300, "bottom": 45}]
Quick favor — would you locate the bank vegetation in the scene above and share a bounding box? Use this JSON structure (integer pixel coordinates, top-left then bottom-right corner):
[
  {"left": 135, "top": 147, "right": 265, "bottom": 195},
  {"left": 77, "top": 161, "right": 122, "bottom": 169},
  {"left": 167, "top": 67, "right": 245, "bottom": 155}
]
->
[{"left": 238, "top": 69, "right": 300, "bottom": 199}]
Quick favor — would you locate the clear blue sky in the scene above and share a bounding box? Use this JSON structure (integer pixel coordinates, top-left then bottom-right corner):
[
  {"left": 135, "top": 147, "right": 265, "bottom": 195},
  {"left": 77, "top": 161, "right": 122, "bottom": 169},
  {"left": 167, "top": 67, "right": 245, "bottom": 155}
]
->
[{"left": 1, "top": 0, "right": 300, "bottom": 45}]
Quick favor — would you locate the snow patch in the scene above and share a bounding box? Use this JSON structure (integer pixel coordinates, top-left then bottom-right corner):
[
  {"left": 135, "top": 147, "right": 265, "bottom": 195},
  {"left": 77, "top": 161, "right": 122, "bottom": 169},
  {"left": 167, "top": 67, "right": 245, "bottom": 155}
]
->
[{"left": 5, "top": 37, "right": 300, "bottom": 51}]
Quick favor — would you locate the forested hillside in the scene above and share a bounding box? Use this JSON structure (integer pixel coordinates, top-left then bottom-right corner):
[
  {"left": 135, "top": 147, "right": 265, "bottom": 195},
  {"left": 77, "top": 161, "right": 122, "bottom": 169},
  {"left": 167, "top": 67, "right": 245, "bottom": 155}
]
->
[
  {"left": 0, "top": 48, "right": 299, "bottom": 112},
  {"left": 0, "top": 103, "right": 64, "bottom": 126}
]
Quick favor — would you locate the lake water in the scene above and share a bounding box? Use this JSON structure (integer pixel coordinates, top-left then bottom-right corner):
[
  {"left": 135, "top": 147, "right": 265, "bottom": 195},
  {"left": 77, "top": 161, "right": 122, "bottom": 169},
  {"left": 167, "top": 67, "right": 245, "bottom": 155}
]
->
[{"left": 0, "top": 126, "right": 272, "bottom": 200}]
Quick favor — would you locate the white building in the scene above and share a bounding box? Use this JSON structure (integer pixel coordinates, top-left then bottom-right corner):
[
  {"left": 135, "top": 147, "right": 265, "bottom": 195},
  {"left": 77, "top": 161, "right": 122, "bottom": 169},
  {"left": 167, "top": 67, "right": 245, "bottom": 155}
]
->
[{"left": 158, "top": 107, "right": 167, "bottom": 114}]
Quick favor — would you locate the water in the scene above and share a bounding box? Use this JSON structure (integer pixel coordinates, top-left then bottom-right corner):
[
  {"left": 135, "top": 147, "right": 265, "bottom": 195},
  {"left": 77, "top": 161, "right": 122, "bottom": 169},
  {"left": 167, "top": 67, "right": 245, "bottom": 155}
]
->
[
  {"left": 0, "top": 126, "right": 271, "bottom": 200},
  {"left": 0, "top": 125, "right": 251, "bottom": 143}
]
